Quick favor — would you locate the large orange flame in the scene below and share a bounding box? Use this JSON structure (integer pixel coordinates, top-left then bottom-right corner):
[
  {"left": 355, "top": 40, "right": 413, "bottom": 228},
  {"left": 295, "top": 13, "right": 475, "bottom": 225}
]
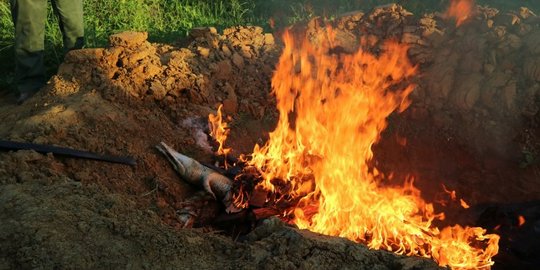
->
[
  {"left": 245, "top": 28, "right": 499, "bottom": 269},
  {"left": 445, "top": 0, "right": 475, "bottom": 27}
]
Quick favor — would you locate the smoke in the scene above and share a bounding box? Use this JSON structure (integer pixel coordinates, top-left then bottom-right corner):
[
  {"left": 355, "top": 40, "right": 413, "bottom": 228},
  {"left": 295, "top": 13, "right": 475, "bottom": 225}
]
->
[{"left": 181, "top": 117, "right": 213, "bottom": 153}]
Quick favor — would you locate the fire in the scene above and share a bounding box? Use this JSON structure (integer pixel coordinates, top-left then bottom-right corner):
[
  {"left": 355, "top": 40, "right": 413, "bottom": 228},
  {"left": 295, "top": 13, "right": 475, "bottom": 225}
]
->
[
  {"left": 518, "top": 215, "right": 526, "bottom": 227},
  {"left": 445, "top": 0, "right": 475, "bottom": 27},
  {"left": 460, "top": 199, "right": 470, "bottom": 209},
  {"left": 208, "top": 104, "right": 231, "bottom": 156},
  {"left": 244, "top": 28, "right": 499, "bottom": 269},
  {"left": 443, "top": 185, "right": 471, "bottom": 209}
]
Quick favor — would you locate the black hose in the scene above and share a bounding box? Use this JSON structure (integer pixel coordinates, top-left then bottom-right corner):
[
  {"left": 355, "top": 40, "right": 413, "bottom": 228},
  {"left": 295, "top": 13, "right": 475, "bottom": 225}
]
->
[{"left": 0, "top": 140, "right": 136, "bottom": 166}]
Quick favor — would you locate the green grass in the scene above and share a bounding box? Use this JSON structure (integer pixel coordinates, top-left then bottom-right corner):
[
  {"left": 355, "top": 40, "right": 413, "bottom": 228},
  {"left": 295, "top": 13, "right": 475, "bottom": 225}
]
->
[
  {"left": 1, "top": 0, "right": 539, "bottom": 93},
  {"left": 0, "top": 2, "right": 13, "bottom": 91},
  {"left": 0, "top": 0, "right": 260, "bottom": 92},
  {"left": 84, "top": 0, "right": 258, "bottom": 47}
]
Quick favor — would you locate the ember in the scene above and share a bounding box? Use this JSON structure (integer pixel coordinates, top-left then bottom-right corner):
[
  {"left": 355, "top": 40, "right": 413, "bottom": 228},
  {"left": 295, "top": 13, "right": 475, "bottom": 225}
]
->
[
  {"left": 210, "top": 27, "right": 500, "bottom": 269},
  {"left": 518, "top": 215, "right": 526, "bottom": 227}
]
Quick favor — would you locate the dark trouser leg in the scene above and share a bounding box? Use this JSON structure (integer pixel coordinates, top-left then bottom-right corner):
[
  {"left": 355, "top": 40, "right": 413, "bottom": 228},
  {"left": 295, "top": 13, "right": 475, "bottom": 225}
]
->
[
  {"left": 10, "top": 0, "right": 47, "bottom": 96},
  {"left": 51, "top": 0, "right": 84, "bottom": 53}
]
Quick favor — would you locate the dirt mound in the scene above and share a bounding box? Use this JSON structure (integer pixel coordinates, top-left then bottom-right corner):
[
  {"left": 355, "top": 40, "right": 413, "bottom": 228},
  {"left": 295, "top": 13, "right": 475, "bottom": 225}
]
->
[
  {"left": 0, "top": 4, "right": 539, "bottom": 269},
  {"left": 0, "top": 155, "right": 439, "bottom": 269},
  {"left": 57, "top": 27, "right": 278, "bottom": 119},
  {"left": 0, "top": 24, "right": 281, "bottom": 229},
  {"left": 0, "top": 177, "right": 440, "bottom": 269}
]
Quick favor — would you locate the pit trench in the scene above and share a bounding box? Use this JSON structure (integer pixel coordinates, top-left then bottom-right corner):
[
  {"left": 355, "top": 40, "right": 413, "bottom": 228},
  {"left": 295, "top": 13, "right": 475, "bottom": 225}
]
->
[{"left": 0, "top": 4, "right": 539, "bottom": 269}]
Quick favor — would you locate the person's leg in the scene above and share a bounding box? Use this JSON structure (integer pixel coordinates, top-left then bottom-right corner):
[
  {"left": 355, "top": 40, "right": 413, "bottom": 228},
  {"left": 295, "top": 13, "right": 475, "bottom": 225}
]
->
[
  {"left": 51, "top": 0, "right": 84, "bottom": 52},
  {"left": 10, "top": 0, "right": 48, "bottom": 103}
]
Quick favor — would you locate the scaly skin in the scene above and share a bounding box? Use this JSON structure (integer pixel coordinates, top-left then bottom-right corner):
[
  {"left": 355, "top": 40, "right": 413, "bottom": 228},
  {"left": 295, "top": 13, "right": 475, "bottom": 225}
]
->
[{"left": 156, "top": 142, "right": 240, "bottom": 213}]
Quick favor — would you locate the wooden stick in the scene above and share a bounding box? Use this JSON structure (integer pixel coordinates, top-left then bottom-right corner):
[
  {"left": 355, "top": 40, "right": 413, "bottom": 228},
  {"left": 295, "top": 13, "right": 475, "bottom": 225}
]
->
[{"left": 252, "top": 207, "right": 281, "bottom": 220}]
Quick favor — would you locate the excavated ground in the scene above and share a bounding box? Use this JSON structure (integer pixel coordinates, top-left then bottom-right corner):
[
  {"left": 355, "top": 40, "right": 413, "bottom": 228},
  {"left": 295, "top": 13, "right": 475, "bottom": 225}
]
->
[{"left": 0, "top": 4, "right": 539, "bottom": 269}]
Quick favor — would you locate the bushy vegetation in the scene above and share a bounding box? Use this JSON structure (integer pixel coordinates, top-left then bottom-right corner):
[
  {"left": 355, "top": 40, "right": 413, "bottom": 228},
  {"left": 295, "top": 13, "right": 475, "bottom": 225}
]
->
[{"left": 1, "top": 0, "right": 539, "bottom": 91}]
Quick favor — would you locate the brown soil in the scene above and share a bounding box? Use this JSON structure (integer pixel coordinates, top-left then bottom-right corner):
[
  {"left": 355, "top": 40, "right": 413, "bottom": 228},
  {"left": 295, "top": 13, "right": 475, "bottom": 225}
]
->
[{"left": 0, "top": 4, "right": 539, "bottom": 269}]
